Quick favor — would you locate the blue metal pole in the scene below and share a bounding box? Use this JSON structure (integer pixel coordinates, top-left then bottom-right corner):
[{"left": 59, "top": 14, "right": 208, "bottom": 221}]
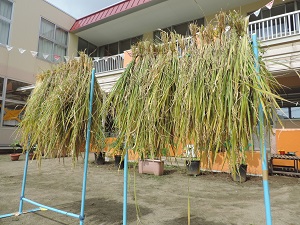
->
[
  {"left": 22, "top": 198, "right": 80, "bottom": 218},
  {"left": 18, "top": 150, "right": 30, "bottom": 214},
  {"left": 79, "top": 68, "right": 96, "bottom": 225},
  {"left": 252, "top": 33, "right": 272, "bottom": 225},
  {"left": 123, "top": 150, "right": 128, "bottom": 225}
]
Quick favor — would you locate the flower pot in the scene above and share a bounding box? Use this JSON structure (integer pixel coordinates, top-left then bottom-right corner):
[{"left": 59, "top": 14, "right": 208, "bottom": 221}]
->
[
  {"left": 95, "top": 152, "right": 105, "bottom": 165},
  {"left": 114, "top": 155, "right": 124, "bottom": 169},
  {"left": 138, "top": 159, "right": 164, "bottom": 176},
  {"left": 231, "top": 164, "right": 247, "bottom": 183},
  {"left": 186, "top": 160, "right": 201, "bottom": 176},
  {"left": 10, "top": 153, "right": 21, "bottom": 161}
]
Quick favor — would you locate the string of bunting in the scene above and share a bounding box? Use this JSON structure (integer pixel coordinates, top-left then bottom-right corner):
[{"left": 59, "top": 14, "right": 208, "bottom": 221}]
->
[
  {"left": 251, "top": 0, "right": 274, "bottom": 18},
  {"left": 1, "top": 43, "right": 122, "bottom": 63}
]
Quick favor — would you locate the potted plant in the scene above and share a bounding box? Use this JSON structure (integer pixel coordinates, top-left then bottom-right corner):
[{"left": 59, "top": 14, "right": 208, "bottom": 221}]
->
[
  {"left": 230, "top": 148, "right": 248, "bottom": 183},
  {"left": 10, "top": 140, "right": 22, "bottom": 161},
  {"left": 95, "top": 151, "right": 106, "bottom": 165},
  {"left": 185, "top": 144, "right": 201, "bottom": 176}
]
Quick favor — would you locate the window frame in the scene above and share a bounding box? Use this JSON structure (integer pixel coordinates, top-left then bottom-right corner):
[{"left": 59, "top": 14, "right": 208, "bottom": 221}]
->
[
  {"left": 0, "top": 0, "right": 13, "bottom": 46},
  {"left": 38, "top": 17, "right": 68, "bottom": 63},
  {"left": 0, "top": 76, "right": 32, "bottom": 127},
  {"left": 277, "top": 106, "right": 300, "bottom": 119},
  {"left": 153, "top": 17, "right": 205, "bottom": 42}
]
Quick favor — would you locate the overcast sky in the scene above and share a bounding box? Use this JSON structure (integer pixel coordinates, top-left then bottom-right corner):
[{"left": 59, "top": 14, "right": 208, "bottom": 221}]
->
[{"left": 46, "top": 0, "right": 123, "bottom": 19}]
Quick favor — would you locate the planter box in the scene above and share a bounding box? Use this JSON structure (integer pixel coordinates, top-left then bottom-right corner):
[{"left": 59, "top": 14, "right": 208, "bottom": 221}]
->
[{"left": 138, "top": 159, "right": 164, "bottom": 176}]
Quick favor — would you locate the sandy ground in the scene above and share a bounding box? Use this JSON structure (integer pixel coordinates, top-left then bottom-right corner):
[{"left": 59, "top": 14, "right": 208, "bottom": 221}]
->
[{"left": 0, "top": 153, "right": 300, "bottom": 225}]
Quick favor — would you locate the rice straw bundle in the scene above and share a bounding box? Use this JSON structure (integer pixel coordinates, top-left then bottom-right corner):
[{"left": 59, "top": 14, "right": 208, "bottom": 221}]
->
[
  {"left": 107, "top": 11, "right": 282, "bottom": 169},
  {"left": 19, "top": 53, "right": 105, "bottom": 162}
]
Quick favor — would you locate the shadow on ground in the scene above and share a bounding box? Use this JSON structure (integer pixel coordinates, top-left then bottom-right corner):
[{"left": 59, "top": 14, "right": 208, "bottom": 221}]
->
[
  {"left": 163, "top": 215, "right": 230, "bottom": 225},
  {"left": 56, "top": 197, "right": 152, "bottom": 224}
]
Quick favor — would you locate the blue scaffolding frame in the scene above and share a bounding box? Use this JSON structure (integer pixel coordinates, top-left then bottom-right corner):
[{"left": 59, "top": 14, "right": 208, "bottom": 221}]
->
[{"left": 0, "top": 68, "right": 96, "bottom": 225}]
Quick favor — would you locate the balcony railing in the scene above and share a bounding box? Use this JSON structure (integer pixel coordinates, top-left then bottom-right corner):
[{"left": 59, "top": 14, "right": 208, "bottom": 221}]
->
[
  {"left": 94, "top": 53, "right": 124, "bottom": 74},
  {"left": 94, "top": 11, "right": 300, "bottom": 74},
  {"left": 249, "top": 10, "right": 300, "bottom": 41}
]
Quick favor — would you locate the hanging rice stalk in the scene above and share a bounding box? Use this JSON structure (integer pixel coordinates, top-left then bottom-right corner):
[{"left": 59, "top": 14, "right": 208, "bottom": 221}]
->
[
  {"left": 19, "top": 53, "right": 106, "bottom": 162},
  {"left": 106, "top": 11, "right": 283, "bottom": 170}
]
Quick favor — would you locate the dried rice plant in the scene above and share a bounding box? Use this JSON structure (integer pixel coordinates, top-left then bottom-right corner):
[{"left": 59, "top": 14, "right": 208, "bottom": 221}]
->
[
  {"left": 19, "top": 53, "right": 106, "bottom": 163},
  {"left": 107, "top": 11, "right": 282, "bottom": 170}
]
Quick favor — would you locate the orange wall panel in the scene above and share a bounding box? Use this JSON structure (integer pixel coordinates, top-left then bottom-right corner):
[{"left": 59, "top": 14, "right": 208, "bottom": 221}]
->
[{"left": 275, "top": 129, "right": 300, "bottom": 167}]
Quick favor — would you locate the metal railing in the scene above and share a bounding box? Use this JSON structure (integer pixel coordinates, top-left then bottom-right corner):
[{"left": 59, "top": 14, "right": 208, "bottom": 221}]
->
[
  {"left": 93, "top": 53, "right": 124, "bottom": 74},
  {"left": 249, "top": 10, "right": 300, "bottom": 41}
]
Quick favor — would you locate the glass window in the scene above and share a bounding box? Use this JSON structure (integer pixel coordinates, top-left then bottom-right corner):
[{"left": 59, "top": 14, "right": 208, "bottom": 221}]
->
[
  {"left": 120, "top": 38, "right": 131, "bottom": 53},
  {"left": 1, "top": 78, "right": 32, "bottom": 127},
  {"left": 0, "top": 0, "right": 13, "bottom": 45},
  {"left": 88, "top": 42, "right": 97, "bottom": 57},
  {"left": 78, "top": 38, "right": 88, "bottom": 53},
  {"left": 78, "top": 38, "right": 97, "bottom": 57},
  {"left": 291, "top": 107, "right": 300, "bottom": 119},
  {"left": 173, "top": 22, "right": 189, "bottom": 36},
  {"left": 286, "top": 2, "right": 295, "bottom": 13},
  {"left": 107, "top": 42, "right": 118, "bottom": 56},
  {"left": 131, "top": 35, "right": 142, "bottom": 46},
  {"left": 193, "top": 18, "right": 204, "bottom": 27},
  {"left": 38, "top": 18, "right": 68, "bottom": 63},
  {"left": 2, "top": 101, "right": 25, "bottom": 127},
  {"left": 6, "top": 79, "right": 31, "bottom": 101},
  {"left": 276, "top": 107, "right": 289, "bottom": 119}
]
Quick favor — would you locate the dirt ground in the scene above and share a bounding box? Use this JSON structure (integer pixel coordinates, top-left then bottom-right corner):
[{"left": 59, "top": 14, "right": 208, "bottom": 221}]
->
[{"left": 0, "top": 153, "right": 300, "bottom": 225}]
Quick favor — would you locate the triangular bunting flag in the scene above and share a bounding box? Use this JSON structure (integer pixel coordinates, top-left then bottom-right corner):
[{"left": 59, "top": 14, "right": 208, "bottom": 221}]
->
[
  {"left": 6, "top": 45, "right": 13, "bottom": 51},
  {"left": 253, "top": 8, "right": 261, "bottom": 17},
  {"left": 265, "top": 0, "right": 274, "bottom": 10},
  {"left": 43, "top": 54, "right": 49, "bottom": 59},
  {"left": 54, "top": 55, "right": 61, "bottom": 61},
  {"left": 18, "top": 48, "right": 26, "bottom": 54},
  {"left": 64, "top": 56, "right": 70, "bottom": 62},
  {"left": 93, "top": 57, "right": 100, "bottom": 62},
  {"left": 30, "top": 51, "right": 38, "bottom": 57}
]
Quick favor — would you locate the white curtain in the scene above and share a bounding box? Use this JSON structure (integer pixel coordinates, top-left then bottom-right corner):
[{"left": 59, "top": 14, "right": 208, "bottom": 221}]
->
[
  {"left": 0, "top": 20, "right": 9, "bottom": 44},
  {"left": 0, "top": 0, "right": 12, "bottom": 19},
  {"left": 40, "top": 18, "right": 54, "bottom": 40},
  {"left": 0, "top": 0, "right": 12, "bottom": 45},
  {"left": 38, "top": 38, "right": 53, "bottom": 58},
  {"left": 54, "top": 44, "right": 66, "bottom": 62},
  {"left": 55, "top": 28, "right": 67, "bottom": 46}
]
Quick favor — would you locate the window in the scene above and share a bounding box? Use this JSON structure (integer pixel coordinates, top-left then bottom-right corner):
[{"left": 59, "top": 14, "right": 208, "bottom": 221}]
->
[
  {"left": 276, "top": 107, "right": 300, "bottom": 119},
  {"left": 78, "top": 38, "right": 97, "bottom": 57},
  {"left": 153, "top": 18, "right": 205, "bottom": 42},
  {"left": 38, "top": 18, "right": 68, "bottom": 63},
  {"left": 276, "top": 107, "right": 289, "bottom": 119},
  {"left": 0, "top": 0, "right": 13, "bottom": 45},
  {"left": 0, "top": 77, "right": 31, "bottom": 127},
  {"left": 98, "top": 35, "right": 143, "bottom": 57}
]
